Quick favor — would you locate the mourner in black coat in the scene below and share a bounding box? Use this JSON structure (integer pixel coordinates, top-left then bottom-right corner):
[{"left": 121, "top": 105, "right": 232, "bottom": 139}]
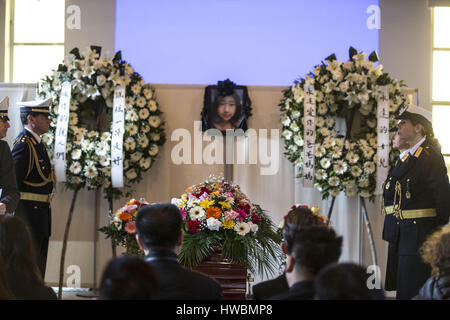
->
[
  {"left": 382, "top": 104, "right": 450, "bottom": 300},
  {"left": 136, "top": 203, "right": 223, "bottom": 300},
  {"left": 11, "top": 99, "right": 54, "bottom": 278},
  {"left": 0, "top": 97, "right": 19, "bottom": 215}
]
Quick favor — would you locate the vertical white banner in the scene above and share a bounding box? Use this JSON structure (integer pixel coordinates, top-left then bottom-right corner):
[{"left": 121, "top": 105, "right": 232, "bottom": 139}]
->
[
  {"left": 111, "top": 86, "right": 126, "bottom": 188},
  {"left": 303, "top": 84, "right": 316, "bottom": 188},
  {"left": 376, "top": 85, "right": 390, "bottom": 195},
  {"left": 54, "top": 82, "right": 71, "bottom": 182}
]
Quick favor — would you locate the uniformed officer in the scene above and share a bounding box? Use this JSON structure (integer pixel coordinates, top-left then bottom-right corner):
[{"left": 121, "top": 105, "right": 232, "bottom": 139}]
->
[
  {"left": 0, "top": 97, "right": 19, "bottom": 215},
  {"left": 12, "top": 98, "right": 55, "bottom": 278},
  {"left": 382, "top": 104, "right": 450, "bottom": 300}
]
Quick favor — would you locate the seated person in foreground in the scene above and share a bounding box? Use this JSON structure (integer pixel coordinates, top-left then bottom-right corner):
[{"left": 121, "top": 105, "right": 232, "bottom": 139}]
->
[
  {"left": 99, "top": 255, "right": 158, "bottom": 300},
  {"left": 268, "top": 225, "right": 342, "bottom": 300},
  {"left": 253, "top": 204, "right": 327, "bottom": 300},
  {"left": 0, "top": 216, "right": 56, "bottom": 300},
  {"left": 414, "top": 224, "right": 450, "bottom": 300},
  {"left": 135, "top": 202, "right": 223, "bottom": 300},
  {"left": 314, "top": 263, "right": 385, "bottom": 300}
]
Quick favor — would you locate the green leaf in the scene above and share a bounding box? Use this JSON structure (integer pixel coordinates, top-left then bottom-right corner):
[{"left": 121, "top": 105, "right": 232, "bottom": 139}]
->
[
  {"left": 368, "top": 51, "right": 379, "bottom": 62},
  {"left": 349, "top": 47, "right": 358, "bottom": 60}
]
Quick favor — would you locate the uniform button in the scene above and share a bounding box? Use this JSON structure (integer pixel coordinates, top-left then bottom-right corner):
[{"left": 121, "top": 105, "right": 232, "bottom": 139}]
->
[
  {"left": 397, "top": 222, "right": 399, "bottom": 225},
  {"left": 413, "top": 221, "right": 417, "bottom": 224},
  {"left": 34, "top": 206, "right": 38, "bottom": 209}
]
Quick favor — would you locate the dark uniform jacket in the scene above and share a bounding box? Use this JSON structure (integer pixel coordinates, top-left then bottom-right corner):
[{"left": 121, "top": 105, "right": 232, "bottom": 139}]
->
[
  {"left": 11, "top": 129, "right": 54, "bottom": 237},
  {"left": 382, "top": 139, "right": 450, "bottom": 253},
  {"left": 0, "top": 140, "right": 19, "bottom": 213},
  {"left": 145, "top": 249, "right": 223, "bottom": 300}
]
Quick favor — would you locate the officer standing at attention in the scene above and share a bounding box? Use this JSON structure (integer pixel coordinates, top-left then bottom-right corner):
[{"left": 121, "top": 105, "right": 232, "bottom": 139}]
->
[
  {"left": 382, "top": 104, "right": 450, "bottom": 300},
  {"left": 0, "top": 97, "right": 19, "bottom": 215},
  {"left": 12, "top": 98, "right": 55, "bottom": 278}
]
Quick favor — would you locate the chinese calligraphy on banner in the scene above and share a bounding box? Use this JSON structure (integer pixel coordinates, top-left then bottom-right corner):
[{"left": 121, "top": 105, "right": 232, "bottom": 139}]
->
[
  {"left": 54, "top": 82, "right": 71, "bottom": 182},
  {"left": 111, "top": 86, "right": 126, "bottom": 188},
  {"left": 376, "top": 85, "right": 390, "bottom": 195},
  {"left": 303, "top": 84, "right": 316, "bottom": 188}
]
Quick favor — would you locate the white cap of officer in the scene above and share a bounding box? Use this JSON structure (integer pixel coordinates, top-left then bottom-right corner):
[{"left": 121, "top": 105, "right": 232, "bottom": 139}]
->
[{"left": 0, "top": 96, "right": 9, "bottom": 120}]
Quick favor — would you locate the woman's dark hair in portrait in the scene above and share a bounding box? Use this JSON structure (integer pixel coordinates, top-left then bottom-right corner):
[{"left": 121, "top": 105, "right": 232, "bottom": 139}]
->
[{"left": 0, "top": 216, "right": 44, "bottom": 293}]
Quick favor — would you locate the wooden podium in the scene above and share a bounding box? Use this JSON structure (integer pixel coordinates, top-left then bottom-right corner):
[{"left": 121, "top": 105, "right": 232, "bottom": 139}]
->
[{"left": 192, "top": 251, "right": 247, "bottom": 300}]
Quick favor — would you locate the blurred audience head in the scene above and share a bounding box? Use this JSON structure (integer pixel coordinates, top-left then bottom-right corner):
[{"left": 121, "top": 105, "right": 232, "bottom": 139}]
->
[
  {"left": 0, "top": 254, "right": 14, "bottom": 299},
  {"left": 99, "top": 255, "right": 158, "bottom": 300},
  {"left": 314, "top": 263, "right": 385, "bottom": 300},
  {"left": 135, "top": 203, "right": 183, "bottom": 252},
  {"left": 0, "top": 215, "right": 43, "bottom": 285},
  {"left": 284, "top": 225, "right": 342, "bottom": 282},
  {"left": 420, "top": 224, "right": 450, "bottom": 276}
]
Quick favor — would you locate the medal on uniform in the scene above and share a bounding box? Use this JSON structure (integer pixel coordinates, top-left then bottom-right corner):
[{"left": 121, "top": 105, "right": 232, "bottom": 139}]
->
[
  {"left": 386, "top": 182, "right": 390, "bottom": 190},
  {"left": 406, "top": 191, "right": 411, "bottom": 199}
]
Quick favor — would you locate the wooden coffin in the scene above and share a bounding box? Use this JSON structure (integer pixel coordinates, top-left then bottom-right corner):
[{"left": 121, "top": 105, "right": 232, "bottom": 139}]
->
[{"left": 192, "top": 251, "right": 247, "bottom": 300}]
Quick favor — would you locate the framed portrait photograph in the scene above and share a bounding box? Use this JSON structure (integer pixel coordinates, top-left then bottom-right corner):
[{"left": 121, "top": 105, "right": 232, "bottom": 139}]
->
[{"left": 201, "top": 79, "right": 252, "bottom": 133}]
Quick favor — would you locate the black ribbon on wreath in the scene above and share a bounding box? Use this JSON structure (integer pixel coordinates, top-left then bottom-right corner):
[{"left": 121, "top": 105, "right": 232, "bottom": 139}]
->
[{"left": 201, "top": 78, "right": 252, "bottom": 133}]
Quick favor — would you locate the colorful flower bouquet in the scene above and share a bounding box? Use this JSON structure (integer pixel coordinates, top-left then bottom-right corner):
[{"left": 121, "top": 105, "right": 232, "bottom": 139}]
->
[
  {"left": 99, "top": 198, "right": 149, "bottom": 256},
  {"left": 172, "top": 177, "right": 282, "bottom": 277}
]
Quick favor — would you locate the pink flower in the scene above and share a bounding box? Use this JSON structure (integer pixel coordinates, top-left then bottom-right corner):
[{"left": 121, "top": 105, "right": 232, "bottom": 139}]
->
[
  {"left": 180, "top": 208, "right": 187, "bottom": 220},
  {"left": 124, "top": 221, "right": 136, "bottom": 234},
  {"left": 199, "top": 192, "right": 209, "bottom": 201},
  {"left": 224, "top": 210, "right": 239, "bottom": 220},
  {"left": 236, "top": 208, "right": 247, "bottom": 222},
  {"left": 125, "top": 204, "right": 138, "bottom": 214}
]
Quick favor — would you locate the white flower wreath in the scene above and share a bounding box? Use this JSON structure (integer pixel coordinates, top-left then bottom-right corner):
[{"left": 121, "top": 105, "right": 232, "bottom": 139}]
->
[
  {"left": 39, "top": 46, "right": 166, "bottom": 199},
  {"left": 279, "top": 47, "right": 408, "bottom": 200}
]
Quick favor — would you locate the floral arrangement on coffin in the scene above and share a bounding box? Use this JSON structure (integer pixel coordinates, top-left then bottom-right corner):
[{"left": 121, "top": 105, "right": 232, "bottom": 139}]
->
[
  {"left": 99, "top": 198, "right": 149, "bottom": 256},
  {"left": 39, "top": 46, "right": 166, "bottom": 200},
  {"left": 172, "top": 176, "right": 282, "bottom": 278},
  {"left": 279, "top": 47, "right": 408, "bottom": 201}
]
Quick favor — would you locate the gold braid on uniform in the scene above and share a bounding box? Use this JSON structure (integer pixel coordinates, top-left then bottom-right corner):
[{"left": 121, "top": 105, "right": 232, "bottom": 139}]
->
[
  {"left": 21, "top": 136, "right": 54, "bottom": 187},
  {"left": 393, "top": 181, "right": 402, "bottom": 219}
]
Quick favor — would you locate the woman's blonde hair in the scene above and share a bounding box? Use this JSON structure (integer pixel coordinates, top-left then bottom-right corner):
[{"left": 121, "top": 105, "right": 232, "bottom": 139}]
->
[{"left": 420, "top": 224, "right": 450, "bottom": 276}]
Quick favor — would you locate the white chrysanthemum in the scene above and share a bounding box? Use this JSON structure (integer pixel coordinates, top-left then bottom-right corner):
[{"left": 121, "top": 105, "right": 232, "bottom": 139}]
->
[
  {"left": 126, "top": 110, "right": 139, "bottom": 122},
  {"left": 288, "top": 144, "right": 298, "bottom": 153},
  {"left": 99, "top": 156, "right": 110, "bottom": 167},
  {"left": 346, "top": 152, "right": 360, "bottom": 164},
  {"left": 139, "top": 108, "right": 150, "bottom": 119},
  {"left": 315, "top": 117, "right": 325, "bottom": 128},
  {"left": 329, "top": 176, "right": 340, "bottom": 187},
  {"left": 291, "top": 110, "right": 300, "bottom": 119},
  {"left": 151, "top": 133, "right": 160, "bottom": 141},
  {"left": 291, "top": 122, "right": 299, "bottom": 132},
  {"left": 148, "top": 100, "right": 157, "bottom": 112},
  {"left": 71, "top": 149, "right": 82, "bottom": 160},
  {"left": 131, "top": 83, "right": 141, "bottom": 95},
  {"left": 363, "top": 161, "right": 376, "bottom": 174},
  {"left": 143, "top": 88, "right": 153, "bottom": 100},
  {"left": 138, "top": 136, "right": 149, "bottom": 148},
  {"left": 294, "top": 134, "right": 304, "bottom": 147},
  {"left": 320, "top": 158, "right": 331, "bottom": 169},
  {"left": 136, "top": 96, "right": 146, "bottom": 108},
  {"left": 362, "top": 147, "right": 375, "bottom": 159},
  {"left": 248, "top": 221, "right": 259, "bottom": 233},
  {"left": 69, "top": 112, "right": 78, "bottom": 125},
  {"left": 333, "top": 160, "right": 348, "bottom": 174},
  {"left": 149, "top": 116, "right": 161, "bottom": 128},
  {"left": 206, "top": 217, "right": 221, "bottom": 231},
  {"left": 131, "top": 152, "right": 143, "bottom": 163},
  {"left": 189, "top": 206, "right": 206, "bottom": 220},
  {"left": 126, "top": 169, "right": 138, "bottom": 180},
  {"left": 96, "top": 142, "right": 109, "bottom": 156},
  {"left": 332, "top": 146, "right": 342, "bottom": 159},
  {"left": 100, "top": 132, "right": 111, "bottom": 142},
  {"left": 330, "top": 188, "right": 341, "bottom": 197},
  {"left": 69, "top": 162, "right": 82, "bottom": 174},
  {"left": 126, "top": 124, "right": 139, "bottom": 136},
  {"left": 234, "top": 222, "right": 250, "bottom": 236},
  {"left": 84, "top": 165, "right": 98, "bottom": 178},
  {"left": 315, "top": 169, "right": 327, "bottom": 181},
  {"left": 149, "top": 144, "right": 159, "bottom": 156},
  {"left": 124, "top": 137, "right": 136, "bottom": 151},
  {"left": 358, "top": 177, "right": 370, "bottom": 188},
  {"left": 139, "top": 157, "right": 151, "bottom": 169},
  {"left": 281, "top": 114, "right": 291, "bottom": 126},
  {"left": 350, "top": 166, "right": 363, "bottom": 177},
  {"left": 315, "top": 146, "right": 326, "bottom": 158},
  {"left": 96, "top": 75, "right": 107, "bottom": 86},
  {"left": 282, "top": 130, "right": 293, "bottom": 140}
]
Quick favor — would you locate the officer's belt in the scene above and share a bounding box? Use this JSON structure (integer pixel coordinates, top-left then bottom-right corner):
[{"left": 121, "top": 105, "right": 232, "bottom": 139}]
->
[
  {"left": 384, "top": 205, "right": 437, "bottom": 219},
  {"left": 20, "top": 192, "right": 53, "bottom": 203}
]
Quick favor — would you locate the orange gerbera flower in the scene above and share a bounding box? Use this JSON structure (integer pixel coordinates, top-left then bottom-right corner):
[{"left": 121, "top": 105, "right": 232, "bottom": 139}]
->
[
  {"left": 119, "top": 212, "right": 132, "bottom": 222},
  {"left": 206, "top": 206, "right": 222, "bottom": 220}
]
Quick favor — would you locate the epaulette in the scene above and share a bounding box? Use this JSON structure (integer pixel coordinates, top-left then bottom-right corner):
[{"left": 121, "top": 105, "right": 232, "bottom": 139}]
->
[{"left": 414, "top": 146, "right": 424, "bottom": 158}]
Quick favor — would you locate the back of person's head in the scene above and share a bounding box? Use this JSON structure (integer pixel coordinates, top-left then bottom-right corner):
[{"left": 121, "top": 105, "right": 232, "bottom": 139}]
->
[
  {"left": 420, "top": 224, "right": 450, "bottom": 276},
  {"left": 99, "top": 255, "right": 158, "bottom": 300},
  {"left": 286, "top": 225, "right": 342, "bottom": 275},
  {"left": 135, "top": 203, "right": 182, "bottom": 251},
  {"left": 0, "top": 216, "right": 42, "bottom": 285},
  {"left": 0, "top": 254, "right": 14, "bottom": 299},
  {"left": 314, "top": 263, "right": 385, "bottom": 300},
  {"left": 282, "top": 206, "right": 326, "bottom": 236}
]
